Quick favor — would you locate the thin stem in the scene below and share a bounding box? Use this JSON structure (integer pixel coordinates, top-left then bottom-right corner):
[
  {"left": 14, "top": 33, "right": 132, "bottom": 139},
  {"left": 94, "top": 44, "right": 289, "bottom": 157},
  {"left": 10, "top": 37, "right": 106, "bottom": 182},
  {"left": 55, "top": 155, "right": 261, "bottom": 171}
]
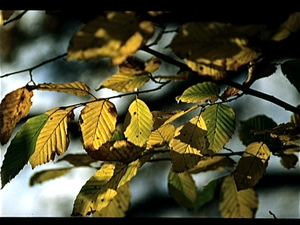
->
[{"left": 2, "top": 10, "right": 28, "bottom": 26}]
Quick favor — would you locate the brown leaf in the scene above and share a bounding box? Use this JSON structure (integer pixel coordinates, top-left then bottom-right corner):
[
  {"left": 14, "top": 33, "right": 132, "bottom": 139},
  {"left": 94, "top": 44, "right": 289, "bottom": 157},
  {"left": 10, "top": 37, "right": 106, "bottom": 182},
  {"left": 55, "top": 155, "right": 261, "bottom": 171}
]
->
[
  {"left": 220, "top": 86, "right": 240, "bottom": 101},
  {"left": 0, "top": 86, "right": 33, "bottom": 145}
]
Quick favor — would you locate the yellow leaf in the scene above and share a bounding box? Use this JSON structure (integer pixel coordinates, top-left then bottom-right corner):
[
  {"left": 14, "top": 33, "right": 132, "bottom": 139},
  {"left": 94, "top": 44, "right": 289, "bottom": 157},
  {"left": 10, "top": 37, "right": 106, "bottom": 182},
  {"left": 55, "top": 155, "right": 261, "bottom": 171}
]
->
[
  {"left": 29, "top": 106, "right": 75, "bottom": 168},
  {"left": 124, "top": 99, "right": 153, "bottom": 147},
  {"left": 147, "top": 123, "right": 175, "bottom": 149},
  {"left": 35, "top": 81, "right": 90, "bottom": 96},
  {"left": 29, "top": 168, "right": 72, "bottom": 186},
  {"left": 86, "top": 140, "right": 145, "bottom": 164},
  {"left": 67, "top": 12, "right": 155, "bottom": 65},
  {"left": 93, "top": 183, "right": 131, "bottom": 217},
  {"left": 169, "top": 115, "right": 208, "bottom": 172},
  {"left": 80, "top": 100, "right": 117, "bottom": 151},
  {"left": 0, "top": 86, "right": 33, "bottom": 145},
  {"left": 188, "top": 156, "right": 234, "bottom": 174},
  {"left": 219, "top": 175, "right": 258, "bottom": 218},
  {"left": 72, "top": 155, "right": 151, "bottom": 216}
]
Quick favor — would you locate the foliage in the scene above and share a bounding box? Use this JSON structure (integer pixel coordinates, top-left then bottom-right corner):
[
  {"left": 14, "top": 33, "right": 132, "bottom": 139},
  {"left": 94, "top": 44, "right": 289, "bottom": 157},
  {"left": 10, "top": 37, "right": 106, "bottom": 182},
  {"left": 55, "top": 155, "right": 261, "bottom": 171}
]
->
[{"left": 1, "top": 11, "right": 300, "bottom": 218}]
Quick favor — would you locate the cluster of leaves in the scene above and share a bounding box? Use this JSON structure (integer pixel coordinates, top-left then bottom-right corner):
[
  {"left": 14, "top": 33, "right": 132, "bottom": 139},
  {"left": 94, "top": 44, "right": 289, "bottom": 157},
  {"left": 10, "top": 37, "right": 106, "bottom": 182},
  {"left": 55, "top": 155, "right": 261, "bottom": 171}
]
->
[{"left": 1, "top": 11, "right": 300, "bottom": 218}]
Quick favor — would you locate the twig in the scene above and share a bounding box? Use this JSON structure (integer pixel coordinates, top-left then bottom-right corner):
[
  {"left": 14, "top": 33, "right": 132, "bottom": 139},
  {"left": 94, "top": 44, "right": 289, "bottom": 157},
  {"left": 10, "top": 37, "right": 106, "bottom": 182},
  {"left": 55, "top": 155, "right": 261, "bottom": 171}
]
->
[
  {"left": 0, "top": 53, "right": 67, "bottom": 78},
  {"left": 269, "top": 210, "right": 277, "bottom": 219},
  {"left": 2, "top": 10, "right": 28, "bottom": 26}
]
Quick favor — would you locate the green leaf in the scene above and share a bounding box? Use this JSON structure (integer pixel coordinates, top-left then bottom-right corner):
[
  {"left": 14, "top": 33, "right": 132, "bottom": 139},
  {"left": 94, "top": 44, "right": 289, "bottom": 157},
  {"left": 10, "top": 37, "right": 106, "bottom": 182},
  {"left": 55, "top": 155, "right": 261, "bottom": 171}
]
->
[
  {"left": 202, "top": 104, "right": 235, "bottom": 153},
  {"left": 177, "top": 82, "right": 220, "bottom": 103},
  {"left": 1, "top": 114, "right": 49, "bottom": 188},
  {"left": 281, "top": 59, "right": 300, "bottom": 94},
  {"left": 67, "top": 12, "right": 154, "bottom": 65},
  {"left": 238, "top": 115, "right": 279, "bottom": 150},
  {"left": 56, "top": 154, "right": 98, "bottom": 167},
  {"left": 234, "top": 142, "right": 270, "bottom": 190},
  {"left": 29, "top": 168, "right": 72, "bottom": 186},
  {"left": 194, "top": 179, "right": 218, "bottom": 211},
  {"left": 219, "top": 175, "right": 258, "bottom": 218},
  {"left": 168, "top": 169, "right": 197, "bottom": 209},
  {"left": 124, "top": 98, "right": 153, "bottom": 147}
]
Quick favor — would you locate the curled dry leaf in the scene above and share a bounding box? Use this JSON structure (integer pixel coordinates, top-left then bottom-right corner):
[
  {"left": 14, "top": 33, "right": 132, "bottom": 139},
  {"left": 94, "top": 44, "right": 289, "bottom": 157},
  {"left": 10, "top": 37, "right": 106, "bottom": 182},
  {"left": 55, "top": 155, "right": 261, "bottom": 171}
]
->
[{"left": 0, "top": 86, "right": 33, "bottom": 145}]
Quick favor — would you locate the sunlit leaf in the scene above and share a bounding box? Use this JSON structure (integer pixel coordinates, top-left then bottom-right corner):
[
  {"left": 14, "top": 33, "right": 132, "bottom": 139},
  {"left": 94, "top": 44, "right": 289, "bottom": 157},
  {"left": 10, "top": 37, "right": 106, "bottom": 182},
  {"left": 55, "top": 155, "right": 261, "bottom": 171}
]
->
[
  {"left": 147, "top": 123, "right": 175, "bottom": 149},
  {"left": 290, "top": 105, "right": 300, "bottom": 126},
  {"left": 0, "top": 86, "right": 33, "bottom": 145},
  {"left": 219, "top": 175, "right": 258, "bottom": 218},
  {"left": 281, "top": 59, "right": 300, "bottom": 94},
  {"left": 1, "top": 114, "right": 48, "bottom": 188},
  {"left": 29, "top": 167, "right": 72, "bottom": 186},
  {"left": 170, "top": 22, "right": 262, "bottom": 80},
  {"left": 177, "top": 82, "right": 220, "bottom": 103},
  {"left": 29, "top": 106, "right": 75, "bottom": 168},
  {"left": 168, "top": 169, "right": 197, "bottom": 209},
  {"left": 35, "top": 81, "right": 90, "bottom": 96},
  {"left": 93, "top": 183, "right": 131, "bottom": 217},
  {"left": 188, "top": 156, "right": 234, "bottom": 174},
  {"left": 124, "top": 98, "right": 153, "bottom": 147},
  {"left": 80, "top": 100, "right": 117, "bottom": 151},
  {"left": 169, "top": 115, "right": 208, "bottom": 172},
  {"left": 86, "top": 140, "right": 145, "bottom": 164},
  {"left": 202, "top": 104, "right": 235, "bottom": 153},
  {"left": 68, "top": 12, "right": 154, "bottom": 65},
  {"left": 234, "top": 142, "right": 270, "bottom": 190},
  {"left": 72, "top": 155, "right": 151, "bottom": 216}
]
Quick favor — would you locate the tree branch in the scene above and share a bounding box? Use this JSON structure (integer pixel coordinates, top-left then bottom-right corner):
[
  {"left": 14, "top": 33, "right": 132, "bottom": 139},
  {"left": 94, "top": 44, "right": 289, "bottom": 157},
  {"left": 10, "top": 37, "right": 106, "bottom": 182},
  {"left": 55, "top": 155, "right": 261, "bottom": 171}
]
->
[{"left": 142, "top": 46, "right": 300, "bottom": 115}]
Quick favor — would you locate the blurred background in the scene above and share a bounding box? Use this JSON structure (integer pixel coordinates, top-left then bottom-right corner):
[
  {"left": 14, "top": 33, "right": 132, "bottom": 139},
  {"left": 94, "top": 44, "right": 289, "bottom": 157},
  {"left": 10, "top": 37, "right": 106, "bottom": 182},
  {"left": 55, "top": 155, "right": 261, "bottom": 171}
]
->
[{"left": 0, "top": 10, "right": 299, "bottom": 217}]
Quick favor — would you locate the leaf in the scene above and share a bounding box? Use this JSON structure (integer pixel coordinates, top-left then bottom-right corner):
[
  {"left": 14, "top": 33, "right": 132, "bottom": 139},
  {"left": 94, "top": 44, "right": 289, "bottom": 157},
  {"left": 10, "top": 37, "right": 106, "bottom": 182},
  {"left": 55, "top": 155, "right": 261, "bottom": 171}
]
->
[
  {"left": 170, "top": 22, "right": 262, "bottom": 80},
  {"left": 147, "top": 123, "right": 175, "bottom": 149},
  {"left": 280, "top": 154, "right": 298, "bottom": 169},
  {"left": 98, "top": 57, "right": 160, "bottom": 93},
  {"left": 271, "top": 12, "right": 300, "bottom": 41},
  {"left": 124, "top": 98, "right": 153, "bottom": 147},
  {"left": 188, "top": 156, "right": 234, "bottom": 174},
  {"left": 168, "top": 169, "right": 197, "bottom": 209},
  {"left": 220, "top": 86, "right": 240, "bottom": 101},
  {"left": 86, "top": 140, "right": 145, "bottom": 164},
  {"left": 281, "top": 59, "right": 300, "bottom": 94},
  {"left": 194, "top": 178, "right": 218, "bottom": 211},
  {"left": 29, "top": 168, "right": 72, "bottom": 186},
  {"left": 35, "top": 81, "right": 90, "bottom": 96},
  {"left": 234, "top": 142, "right": 270, "bottom": 190},
  {"left": 93, "top": 183, "right": 131, "bottom": 217},
  {"left": 202, "top": 104, "right": 235, "bottom": 153},
  {"left": 56, "top": 154, "right": 98, "bottom": 167},
  {"left": 291, "top": 105, "right": 300, "bottom": 126},
  {"left": 80, "top": 100, "right": 117, "bottom": 151},
  {"left": 0, "top": 86, "right": 33, "bottom": 145},
  {"left": 219, "top": 175, "right": 258, "bottom": 218},
  {"left": 72, "top": 155, "right": 151, "bottom": 216},
  {"left": 238, "top": 114, "right": 278, "bottom": 147},
  {"left": 176, "top": 82, "right": 220, "bottom": 103},
  {"left": 29, "top": 106, "right": 75, "bottom": 168},
  {"left": 169, "top": 115, "right": 208, "bottom": 172},
  {"left": 1, "top": 114, "right": 48, "bottom": 188},
  {"left": 0, "top": 10, "right": 14, "bottom": 25},
  {"left": 67, "top": 12, "right": 155, "bottom": 65}
]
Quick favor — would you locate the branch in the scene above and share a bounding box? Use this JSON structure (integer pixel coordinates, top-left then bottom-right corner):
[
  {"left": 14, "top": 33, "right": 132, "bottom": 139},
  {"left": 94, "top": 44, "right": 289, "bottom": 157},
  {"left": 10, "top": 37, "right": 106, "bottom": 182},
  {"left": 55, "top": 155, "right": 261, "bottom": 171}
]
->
[
  {"left": 0, "top": 53, "right": 67, "bottom": 78},
  {"left": 142, "top": 46, "right": 300, "bottom": 115},
  {"left": 2, "top": 10, "right": 28, "bottom": 26}
]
